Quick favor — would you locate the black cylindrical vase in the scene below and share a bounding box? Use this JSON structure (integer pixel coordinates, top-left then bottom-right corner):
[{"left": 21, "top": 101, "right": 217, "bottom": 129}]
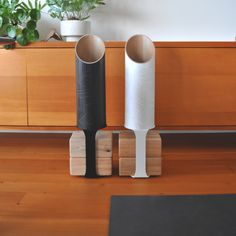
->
[{"left": 75, "top": 35, "right": 106, "bottom": 178}]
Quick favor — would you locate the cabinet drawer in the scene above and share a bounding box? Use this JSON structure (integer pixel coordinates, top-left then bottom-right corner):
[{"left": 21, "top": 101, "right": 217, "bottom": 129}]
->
[
  {"left": 0, "top": 50, "right": 27, "bottom": 125},
  {"left": 27, "top": 49, "right": 76, "bottom": 126}
]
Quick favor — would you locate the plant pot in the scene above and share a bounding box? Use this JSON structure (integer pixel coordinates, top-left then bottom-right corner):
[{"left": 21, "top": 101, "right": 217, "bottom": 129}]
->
[
  {"left": 61, "top": 20, "right": 91, "bottom": 42},
  {"left": 125, "top": 34, "right": 155, "bottom": 178},
  {"left": 75, "top": 35, "right": 106, "bottom": 178}
]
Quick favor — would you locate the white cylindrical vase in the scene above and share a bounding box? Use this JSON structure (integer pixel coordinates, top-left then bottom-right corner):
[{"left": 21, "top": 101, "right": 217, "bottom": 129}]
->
[
  {"left": 125, "top": 34, "right": 155, "bottom": 178},
  {"left": 60, "top": 20, "right": 91, "bottom": 42}
]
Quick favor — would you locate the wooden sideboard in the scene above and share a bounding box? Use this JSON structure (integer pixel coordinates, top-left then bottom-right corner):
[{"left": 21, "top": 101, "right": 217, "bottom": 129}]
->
[{"left": 1, "top": 41, "right": 236, "bottom": 130}]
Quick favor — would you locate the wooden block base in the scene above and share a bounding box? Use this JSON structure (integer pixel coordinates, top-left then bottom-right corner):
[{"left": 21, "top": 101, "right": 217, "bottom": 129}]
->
[
  {"left": 119, "top": 130, "right": 162, "bottom": 176},
  {"left": 70, "top": 131, "right": 112, "bottom": 158},
  {"left": 119, "top": 130, "right": 162, "bottom": 158},
  {"left": 69, "top": 131, "right": 112, "bottom": 176},
  {"left": 119, "top": 158, "right": 162, "bottom": 176},
  {"left": 70, "top": 157, "right": 112, "bottom": 176}
]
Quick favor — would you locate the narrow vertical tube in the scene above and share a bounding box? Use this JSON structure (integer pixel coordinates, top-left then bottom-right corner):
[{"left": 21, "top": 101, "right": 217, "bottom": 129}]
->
[
  {"left": 84, "top": 130, "right": 97, "bottom": 178},
  {"left": 134, "top": 130, "right": 149, "bottom": 178},
  {"left": 75, "top": 35, "right": 106, "bottom": 178},
  {"left": 125, "top": 35, "right": 156, "bottom": 178}
]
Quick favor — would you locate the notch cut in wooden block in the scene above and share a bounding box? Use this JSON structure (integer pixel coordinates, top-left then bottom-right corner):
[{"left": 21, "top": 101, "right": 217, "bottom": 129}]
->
[
  {"left": 70, "top": 158, "right": 112, "bottom": 176},
  {"left": 69, "top": 131, "right": 112, "bottom": 176},
  {"left": 70, "top": 131, "right": 112, "bottom": 158},
  {"left": 119, "top": 130, "right": 161, "bottom": 158},
  {"left": 119, "top": 158, "right": 162, "bottom": 176}
]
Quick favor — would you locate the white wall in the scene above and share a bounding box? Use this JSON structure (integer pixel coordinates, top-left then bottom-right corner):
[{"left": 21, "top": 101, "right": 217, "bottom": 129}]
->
[{"left": 36, "top": 0, "right": 236, "bottom": 41}]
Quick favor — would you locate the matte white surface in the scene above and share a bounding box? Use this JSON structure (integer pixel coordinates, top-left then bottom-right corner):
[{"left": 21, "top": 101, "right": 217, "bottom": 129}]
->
[
  {"left": 60, "top": 20, "right": 91, "bottom": 41},
  {"left": 125, "top": 37, "right": 155, "bottom": 130},
  {"left": 125, "top": 35, "right": 155, "bottom": 178},
  {"left": 34, "top": 0, "right": 236, "bottom": 41},
  {"left": 132, "top": 130, "right": 149, "bottom": 178}
]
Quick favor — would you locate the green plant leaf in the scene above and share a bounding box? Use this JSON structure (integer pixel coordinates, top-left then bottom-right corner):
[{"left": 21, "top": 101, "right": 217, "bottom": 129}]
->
[
  {"left": 0, "top": 17, "right": 3, "bottom": 28},
  {"left": 16, "top": 9, "right": 27, "bottom": 22},
  {"left": 20, "top": 2, "right": 30, "bottom": 11},
  {"left": 16, "top": 33, "right": 28, "bottom": 45},
  {"left": 28, "top": 0, "right": 33, "bottom": 9},
  {"left": 46, "top": 0, "right": 106, "bottom": 21},
  {"left": 30, "top": 9, "right": 41, "bottom": 20},
  {"left": 7, "top": 25, "right": 16, "bottom": 38},
  {"left": 16, "top": 27, "right": 22, "bottom": 35},
  {"left": 24, "top": 29, "right": 39, "bottom": 42},
  {"left": 27, "top": 20, "right": 37, "bottom": 29}
]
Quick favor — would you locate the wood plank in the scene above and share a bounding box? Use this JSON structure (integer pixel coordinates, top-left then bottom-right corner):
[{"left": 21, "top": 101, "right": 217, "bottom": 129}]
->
[
  {"left": 119, "top": 130, "right": 161, "bottom": 157},
  {"left": 0, "top": 218, "right": 107, "bottom": 236},
  {"left": 2, "top": 42, "right": 236, "bottom": 129},
  {"left": 0, "top": 133, "right": 236, "bottom": 236},
  {"left": 0, "top": 50, "right": 27, "bottom": 125},
  {"left": 27, "top": 49, "right": 76, "bottom": 126},
  {"left": 69, "top": 131, "right": 112, "bottom": 176},
  {"left": 70, "top": 131, "right": 112, "bottom": 158},
  {"left": 156, "top": 48, "right": 236, "bottom": 127},
  {"left": 119, "top": 158, "right": 162, "bottom": 176},
  {"left": 106, "top": 47, "right": 236, "bottom": 128},
  {"left": 106, "top": 48, "right": 125, "bottom": 126},
  {"left": 3, "top": 41, "right": 236, "bottom": 49},
  {"left": 70, "top": 157, "right": 112, "bottom": 176}
]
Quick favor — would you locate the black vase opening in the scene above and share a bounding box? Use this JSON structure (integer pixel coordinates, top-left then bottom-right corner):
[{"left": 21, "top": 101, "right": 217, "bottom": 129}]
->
[{"left": 75, "top": 35, "right": 106, "bottom": 178}]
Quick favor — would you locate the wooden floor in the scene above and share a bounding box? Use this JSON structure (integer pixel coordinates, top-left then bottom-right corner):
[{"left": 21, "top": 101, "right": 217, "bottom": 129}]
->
[{"left": 0, "top": 132, "right": 236, "bottom": 236}]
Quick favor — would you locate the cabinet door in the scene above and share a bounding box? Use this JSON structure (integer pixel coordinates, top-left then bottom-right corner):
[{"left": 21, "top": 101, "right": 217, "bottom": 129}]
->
[
  {"left": 106, "top": 48, "right": 125, "bottom": 126},
  {"left": 0, "top": 50, "right": 27, "bottom": 125},
  {"left": 27, "top": 49, "right": 76, "bottom": 126},
  {"left": 156, "top": 48, "right": 236, "bottom": 127}
]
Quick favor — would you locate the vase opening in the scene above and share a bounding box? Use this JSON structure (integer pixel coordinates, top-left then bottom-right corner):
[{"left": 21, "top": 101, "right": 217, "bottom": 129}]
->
[
  {"left": 75, "top": 35, "right": 105, "bottom": 64},
  {"left": 126, "top": 35, "right": 155, "bottom": 63}
]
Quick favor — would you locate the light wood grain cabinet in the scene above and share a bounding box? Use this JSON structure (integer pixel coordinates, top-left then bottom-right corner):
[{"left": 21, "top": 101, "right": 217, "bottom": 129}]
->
[
  {"left": 0, "top": 50, "right": 27, "bottom": 125},
  {"left": 1, "top": 42, "right": 236, "bottom": 130},
  {"left": 156, "top": 48, "right": 236, "bottom": 127},
  {"left": 26, "top": 49, "right": 76, "bottom": 126},
  {"left": 106, "top": 48, "right": 125, "bottom": 126}
]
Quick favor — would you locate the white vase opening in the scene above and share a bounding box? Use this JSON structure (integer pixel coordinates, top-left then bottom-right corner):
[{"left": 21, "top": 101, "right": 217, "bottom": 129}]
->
[{"left": 126, "top": 35, "right": 155, "bottom": 63}]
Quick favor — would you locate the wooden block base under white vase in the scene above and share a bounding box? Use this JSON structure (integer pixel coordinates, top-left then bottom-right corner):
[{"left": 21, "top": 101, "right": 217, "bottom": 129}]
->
[
  {"left": 119, "top": 130, "right": 162, "bottom": 176},
  {"left": 119, "top": 157, "right": 162, "bottom": 176},
  {"left": 69, "top": 131, "right": 112, "bottom": 176}
]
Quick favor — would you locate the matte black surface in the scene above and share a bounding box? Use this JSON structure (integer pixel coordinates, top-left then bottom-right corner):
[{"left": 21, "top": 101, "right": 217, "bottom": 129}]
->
[
  {"left": 75, "top": 49, "right": 106, "bottom": 178},
  {"left": 76, "top": 55, "right": 106, "bottom": 130},
  {"left": 84, "top": 130, "right": 97, "bottom": 178},
  {"left": 109, "top": 195, "right": 236, "bottom": 236}
]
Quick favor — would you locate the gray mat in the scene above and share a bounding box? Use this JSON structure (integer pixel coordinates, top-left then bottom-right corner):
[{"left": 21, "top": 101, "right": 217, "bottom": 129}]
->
[{"left": 109, "top": 195, "right": 236, "bottom": 236}]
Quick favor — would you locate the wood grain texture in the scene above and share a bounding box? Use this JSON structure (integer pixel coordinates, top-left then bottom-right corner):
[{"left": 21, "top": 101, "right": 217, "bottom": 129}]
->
[
  {"left": 0, "top": 50, "right": 27, "bottom": 125},
  {"left": 106, "top": 47, "right": 236, "bottom": 128},
  {"left": 119, "top": 130, "right": 162, "bottom": 157},
  {"left": 8, "top": 41, "right": 236, "bottom": 49},
  {"left": 0, "top": 133, "right": 236, "bottom": 236},
  {"left": 70, "top": 131, "right": 112, "bottom": 176},
  {"left": 70, "top": 131, "right": 112, "bottom": 158},
  {"left": 156, "top": 48, "right": 236, "bottom": 127},
  {"left": 27, "top": 49, "right": 76, "bottom": 126},
  {"left": 106, "top": 48, "right": 125, "bottom": 126},
  {"left": 1, "top": 42, "right": 236, "bottom": 129},
  {"left": 70, "top": 157, "right": 112, "bottom": 176},
  {"left": 119, "top": 158, "right": 162, "bottom": 176}
]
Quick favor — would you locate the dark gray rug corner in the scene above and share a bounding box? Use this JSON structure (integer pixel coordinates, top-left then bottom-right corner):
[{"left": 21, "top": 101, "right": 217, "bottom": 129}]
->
[{"left": 109, "top": 194, "right": 236, "bottom": 236}]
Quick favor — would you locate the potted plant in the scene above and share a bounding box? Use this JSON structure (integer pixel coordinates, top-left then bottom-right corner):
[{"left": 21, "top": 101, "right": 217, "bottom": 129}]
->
[
  {"left": 0, "top": 0, "right": 46, "bottom": 47},
  {"left": 46, "top": 0, "right": 106, "bottom": 42}
]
